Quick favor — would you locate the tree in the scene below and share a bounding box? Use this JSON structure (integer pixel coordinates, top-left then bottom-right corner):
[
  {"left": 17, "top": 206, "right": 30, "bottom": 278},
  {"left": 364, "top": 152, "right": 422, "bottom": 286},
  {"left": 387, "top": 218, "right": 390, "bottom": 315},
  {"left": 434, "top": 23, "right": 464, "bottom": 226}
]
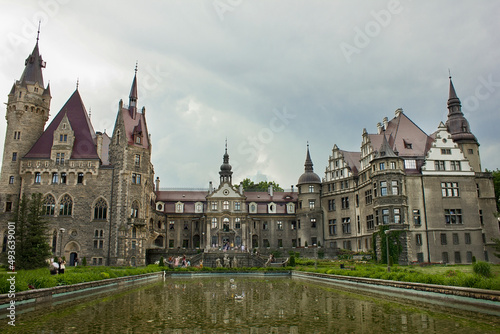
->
[
  {"left": 491, "top": 169, "right": 500, "bottom": 212},
  {"left": 14, "top": 193, "right": 52, "bottom": 270},
  {"left": 239, "top": 178, "right": 284, "bottom": 192},
  {"left": 492, "top": 238, "right": 500, "bottom": 259}
]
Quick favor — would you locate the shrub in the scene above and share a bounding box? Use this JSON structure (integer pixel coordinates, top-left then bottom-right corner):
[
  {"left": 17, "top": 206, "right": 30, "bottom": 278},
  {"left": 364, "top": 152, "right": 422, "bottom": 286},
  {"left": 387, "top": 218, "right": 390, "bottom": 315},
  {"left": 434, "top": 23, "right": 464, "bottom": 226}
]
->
[
  {"left": 289, "top": 255, "right": 296, "bottom": 266},
  {"left": 473, "top": 261, "right": 492, "bottom": 278},
  {"left": 159, "top": 257, "right": 165, "bottom": 267},
  {"left": 82, "top": 257, "right": 87, "bottom": 266}
]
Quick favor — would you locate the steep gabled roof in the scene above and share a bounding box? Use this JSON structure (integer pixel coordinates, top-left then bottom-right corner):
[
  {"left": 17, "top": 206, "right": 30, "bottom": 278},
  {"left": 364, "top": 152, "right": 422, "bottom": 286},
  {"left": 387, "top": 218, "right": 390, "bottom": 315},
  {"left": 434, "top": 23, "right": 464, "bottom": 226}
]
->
[
  {"left": 383, "top": 111, "right": 430, "bottom": 157},
  {"left": 121, "top": 107, "right": 149, "bottom": 149},
  {"left": 25, "top": 90, "right": 99, "bottom": 159},
  {"left": 340, "top": 150, "right": 361, "bottom": 175}
]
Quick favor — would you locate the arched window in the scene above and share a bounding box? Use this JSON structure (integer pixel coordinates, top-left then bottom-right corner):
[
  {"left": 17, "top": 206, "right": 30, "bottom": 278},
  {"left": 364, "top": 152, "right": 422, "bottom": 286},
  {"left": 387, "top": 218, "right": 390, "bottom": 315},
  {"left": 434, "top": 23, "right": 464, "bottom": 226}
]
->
[
  {"left": 43, "top": 194, "right": 56, "bottom": 216},
  {"left": 131, "top": 201, "right": 139, "bottom": 218},
  {"left": 223, "top": 217, "right": 230, "bottom": 232},
  {"left": 59, "top": 194, "right": 73, "bottom": 216},
  {"left": 132, "top": 227, "right": 137, "bottom": 238},
  {"left": 93, "top": 198, "right": 108, "bottom": 220}
]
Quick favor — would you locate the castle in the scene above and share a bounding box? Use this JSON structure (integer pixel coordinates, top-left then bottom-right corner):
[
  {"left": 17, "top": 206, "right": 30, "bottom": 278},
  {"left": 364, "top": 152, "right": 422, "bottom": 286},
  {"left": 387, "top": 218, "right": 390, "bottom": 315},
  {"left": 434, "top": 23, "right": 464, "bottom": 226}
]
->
[{"left": 0, "top": 40, "right": 498, "bottom": 266}]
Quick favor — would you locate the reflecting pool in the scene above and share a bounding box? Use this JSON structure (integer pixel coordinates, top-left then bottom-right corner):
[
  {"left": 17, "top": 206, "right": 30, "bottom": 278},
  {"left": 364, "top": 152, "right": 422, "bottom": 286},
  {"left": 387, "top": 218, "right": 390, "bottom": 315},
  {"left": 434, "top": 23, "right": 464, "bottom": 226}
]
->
[{"left": 2, "top": 276, "right": 499, "bottom": 333}]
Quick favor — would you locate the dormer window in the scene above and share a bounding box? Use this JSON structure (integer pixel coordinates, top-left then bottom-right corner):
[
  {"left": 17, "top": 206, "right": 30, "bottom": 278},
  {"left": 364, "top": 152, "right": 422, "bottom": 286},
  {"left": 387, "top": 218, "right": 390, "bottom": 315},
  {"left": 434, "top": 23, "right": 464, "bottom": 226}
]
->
[
  {"left": 135, "top": 135, "right": 141, "bottom": 144},
  {"left": 404, "top": 141, "right": 412, "bottom": 149},
  {"left": 59, "top": 134, "right": 67, "bottom": 142}
]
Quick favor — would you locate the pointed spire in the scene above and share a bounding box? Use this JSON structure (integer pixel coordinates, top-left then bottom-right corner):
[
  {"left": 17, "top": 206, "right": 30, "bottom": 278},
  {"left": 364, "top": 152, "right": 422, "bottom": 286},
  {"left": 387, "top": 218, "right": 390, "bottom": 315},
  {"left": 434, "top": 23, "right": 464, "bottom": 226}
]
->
[
  {"left": 19, "top": 40, "right": 46, "bottom": 87},
  {"left": 445, "top": 76, "right": 477, "bottom": 144},
  {"left": 219, "top": 140, "right": 233, "bottom": 185},
  {"left": 377, "top": 133, "right": 397, "bottom": 158},
  {"left": 129, "top": 63, "right": 138, "bottom": 118},
  {"left": 298, "top": 143, "right": 321, "bottom": 185},
  {"left": 447, "top": 75, "right": 461, "bottom": 112}
]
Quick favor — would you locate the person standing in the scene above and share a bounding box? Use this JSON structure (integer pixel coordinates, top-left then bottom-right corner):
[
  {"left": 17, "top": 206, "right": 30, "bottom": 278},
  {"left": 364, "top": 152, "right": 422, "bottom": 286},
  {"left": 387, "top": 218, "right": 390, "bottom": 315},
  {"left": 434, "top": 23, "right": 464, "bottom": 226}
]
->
[{"left": 58, "top": 257, "right": 66, "bottom": 274}]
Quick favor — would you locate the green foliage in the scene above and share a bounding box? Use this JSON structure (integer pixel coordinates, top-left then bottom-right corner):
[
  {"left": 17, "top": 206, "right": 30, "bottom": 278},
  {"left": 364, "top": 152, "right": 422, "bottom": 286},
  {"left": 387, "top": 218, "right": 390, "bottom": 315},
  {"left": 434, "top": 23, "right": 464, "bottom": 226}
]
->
[
  {"left": 289, "top": 255, "right": 296, "bottom": 266},
  {"left": 239, "top": 178, "right": 284, "bottom": 192},
  {"left": 488, "top": 169, "right": 500, "bottom": 211},
  {"left": 375, "top": 226, "right": 403, "bottom": 265},
  {"left": 271, "top": 250, "right": 281, "bottom": 258},
  {"left": 473, "top": 261, "right": 492, "bottom": 277},
  {"left": 159, "top": 256, "right": 165, "bottom": 267},
  {"left": 14, "top": 193, "right": 52, "bottom": 270},
  {"left": 82, "top": 257, "right": 87, "bottom": 266}
]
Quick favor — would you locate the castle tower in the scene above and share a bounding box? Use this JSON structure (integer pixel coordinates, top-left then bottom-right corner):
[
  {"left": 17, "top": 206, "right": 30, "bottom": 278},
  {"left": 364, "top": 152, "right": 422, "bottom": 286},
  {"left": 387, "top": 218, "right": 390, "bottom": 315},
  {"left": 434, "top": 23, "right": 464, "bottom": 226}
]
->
[
  {"left": 219, "top": 141, "right": 232, "bottom": 186},
  {"left": 445, "top": 77, "right": 481, "bottom": 171},
  {"left": 0, "top": 40, "right": 51, "bottom": 213},
  {"left": 296, "top": 144, "right": 323, "bottom": 247}
]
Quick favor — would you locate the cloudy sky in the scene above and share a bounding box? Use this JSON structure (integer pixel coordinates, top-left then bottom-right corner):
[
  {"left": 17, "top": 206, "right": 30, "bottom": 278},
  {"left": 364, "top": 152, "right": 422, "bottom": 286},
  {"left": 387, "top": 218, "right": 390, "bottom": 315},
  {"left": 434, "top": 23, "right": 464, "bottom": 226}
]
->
[{"left": 0, "top": 1, "right": 499, "bottom": 189}]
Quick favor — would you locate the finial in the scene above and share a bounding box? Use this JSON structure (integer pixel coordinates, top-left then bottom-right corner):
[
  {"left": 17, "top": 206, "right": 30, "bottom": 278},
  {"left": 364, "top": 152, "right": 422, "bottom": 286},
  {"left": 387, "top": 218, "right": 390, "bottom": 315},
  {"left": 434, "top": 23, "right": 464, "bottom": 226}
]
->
[
  {"left": 36, "top": 21, "right": 41, "bottom": 42},
  {"left": 89, "top": 107, "right": 91, "bottom": 119},
  {"left": 135, "top": 61, "right": 138, "bottom": 74},
  {"left": 225, "top": 137, "right": 228, "bottom": 152},
  {"left": 307, "top": 141, "right": 309, "bottom": 149},
  {"left": 76, "top": 78, "right": 79, "bottom": 90},
  {"left": 448, "top": 68, "right": 451, "bottom": 79}
]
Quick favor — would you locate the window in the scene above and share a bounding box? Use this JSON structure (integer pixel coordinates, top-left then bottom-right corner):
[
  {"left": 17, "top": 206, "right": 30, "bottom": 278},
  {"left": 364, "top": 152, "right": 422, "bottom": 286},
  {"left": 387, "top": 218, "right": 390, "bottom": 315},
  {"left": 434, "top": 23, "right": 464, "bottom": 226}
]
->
[
  {"left": 309, "top": 185, "right": 314, "bottom": 193},
  {"left": 441, "top": 182, "right": 459, "bottom": 197},
  {"left": 211, "top": 202, "right": 218, "bottom": 211},
  {"left": 404, "top": 141, "right": 412, "bottom": 149},
  {"left": 366, "top": 215, "right": 374, "bottom": 230},
  {"left": 445, "top": 209, "right": 462, "bottom": 224},
  {"left": 466, "top": 251, "right": 473, "bottom": 263},
  {"left": 328, "top": 199, "right": 336, "bottom": 211},
  {"left": 43, "top": 194, "right": 55, "bottom": 216},
  {"left": 234, "top": 202, "right": 241, "bottom": 211},
  {"left": 343, "top": 240, "right": 352, "bottom": 250},
  {"left": 34, "top": 172, "right": 41, "bottom": 184},
  {"left": 394, "top": 208, "right": 401, "bottom": 224},
  {"left": 329, "top": 219, "right": 337, "bottom": 235},
  {"left": 380, "top": 181, "right": 387, "bottom": 196},
  {"left": 365, "top": 190, "right": 372, "bottom": 205},
  {"left": 9, "top": 176, "right": 14, "bottom": 184},
  {"left": 131, "top": 227, "right": 137, "bottom": 238},
  {"left": 417, "top": 253, "right": 424, "bottom": 263},
  {"left": 312, "top": 237, "right": 317, "bottom": 246},
  {"left": 235, "top": 218, "right": 241, "bottom": 229},
  {"left": 382, "top": 209, "right": 389, "bottom": 225},
  {"left": 223, "top": 201, "right": 229, "bottom": 210},
  {"left": 413, "top": 209, "right": 421, "bottom": 225},
  {"left": 60, "top": 134, "right": 67, "bottom": 142},
  {"left": 435, "top": 160, "right": 445, "bottom": 171},
  {"left": 14, "top": 131, "right": 21, "bottom": 140},
  {"left": 416, "top": 234, "right": 422, "bottom": 246},
  {"left": 94, "top": 198, "right": 108, "bottom": 220},
  {"left": 132, "top": 240, "right": 137, "bottom": 249},
  {"left": 277, "top": 221, "right": 283, "bottom": 230},
  {"left": 454, "top": 252, "right": 461, "bottom": 263},
  {"left": 341, "top": 197, "right": 349, "bottom": 209},
  {"left": 263, "top": 239, "right": 270, "bottom": 248},
  {"left": 442, "top": 252, "right": 449, "bottom": 264},
  {"left": 132, "top": 173, "right": 141, "bottom": 184},
  {"left": 440, "top": 233, "right": 447, "bottom": 245},
  {"left": 476, "top": 183, "right": 480, "bottom": 197},
  {"left": 56, "top": 153, "right": 65, "bottom": 165},
  {"left": 465, "top": 233, "right": 471, "bottom": 244},
  {"left": 390, "top": 162, "right": 396, "bottom": 169},
  {"left": 135, "top": 154, "right": 141, "bottom": 166},
  {"left": 169, "top": 239, "right": 174, "bottom": 248},
  {"left": 479, "top": 210, "right": 483, "bottom": 225},
  {"left": 468, "top": 149, "right": 474, "bottom": 154},
  {"left": 453, "top": 233, "right": 459, "bottom": 245},
  {"left": 291, "top": 221, "right": 297, "bottom": 230},
  {"left": 404, "top": 159, "right": 416, "bottom": 169},
  {"left": 342, "top": 218, "right": 351, "bottom": 234},
  {"left": 278, "top": 239, "right": 283, "bottom": 248},
  {"left": 441, "top": 148, "right": 451, "bottom": 155},
  {"left": 309, "top": 200, "right": 315, "bottom": 209},
  {"left": 379, "top": 162, "right": 385, "bottom": 170},
  {"left": 77, "top": 172, "right": 84, "bottom": 184},
  {"left": 12, "top": 152, "right": 17, "bottom": 161},
  {"left": 52, "top": 172, "right": 59, "bottom": 184},
  {"left": 311, "top": 218, "right": 316, "bottom": 228},
  {"left": 391, "top": 181, "right": 399, "bottom": 195},
  {"left": 222, "top": 218, "right": 230, "bottom": 232},
  {"left": 59, "top": 194, "right": 73, "bottom": 216},
  {"left": 135, "top": 135, "right": 141, "bottom": 144},
  {"left": 263, "top": 221, "right": 268, "bottom": 230},
  {"left": 211, "top": 218, "right": 217, "bottom": 229},
  {"left": 5, "top": 202, "right": 12, "bottom": 212},
  {"left": 61, "top": 172, "right": 67, "bottom": 184},
  {"left": 450, "top": 161, "right": 461, "bottom": 171},
  {"left": 131, "top": 201, "right": 139, "bottom": 218},
  {"left": 169, "top": 221, "right": 175, "bottom": 230}
]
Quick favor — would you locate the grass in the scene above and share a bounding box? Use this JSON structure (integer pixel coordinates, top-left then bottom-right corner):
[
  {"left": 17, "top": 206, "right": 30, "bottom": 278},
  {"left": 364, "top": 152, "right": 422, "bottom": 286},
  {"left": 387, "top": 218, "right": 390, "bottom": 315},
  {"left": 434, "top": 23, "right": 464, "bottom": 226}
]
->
[{"left": 1, "top": 260, "right": 499, "bottom": 294}]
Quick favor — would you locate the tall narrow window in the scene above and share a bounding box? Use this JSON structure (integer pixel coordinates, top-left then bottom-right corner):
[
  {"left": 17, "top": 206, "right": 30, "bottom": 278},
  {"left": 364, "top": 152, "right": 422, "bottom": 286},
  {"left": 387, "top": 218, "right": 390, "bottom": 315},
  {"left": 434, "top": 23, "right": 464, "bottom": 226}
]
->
[
  {"left": 93, "top": 198, "right": 108, "bottom": 220},
  {"left": 12, "top": 152, "right": 17, "bottom": 161},
  {"left": 77, "top": 172, "right": 84, "bottom": 184},
  {"left": 9, "top": 176, "right": 14, "bottom": 184},
  {"left": 59, "top": 194, "right": 73, "bottom": 216},
  {"left": 43, "top": 194, "right": 56, "bottom": 216},
  {"left": 34, "top": 172, "right": 41, "bottom": 184},
  {"left": 131, "top": 201, "right": 139, "bottom": 218},
  {"left": 61, "top": 172, "right": 67, "bottom": 184},
  {"left": 52, "top": 172, "right": 59, "bottom": 184},
  {"left": 135, "top": 154, "right": 141, "bottom": 166}
]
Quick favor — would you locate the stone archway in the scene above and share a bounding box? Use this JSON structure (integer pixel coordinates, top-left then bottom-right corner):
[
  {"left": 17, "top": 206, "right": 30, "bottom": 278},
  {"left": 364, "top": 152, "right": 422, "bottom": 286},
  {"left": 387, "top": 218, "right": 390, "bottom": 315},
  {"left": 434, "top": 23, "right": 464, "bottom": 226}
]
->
[{"left": 64, "top": 241, "right": 81, "bottom": 266}]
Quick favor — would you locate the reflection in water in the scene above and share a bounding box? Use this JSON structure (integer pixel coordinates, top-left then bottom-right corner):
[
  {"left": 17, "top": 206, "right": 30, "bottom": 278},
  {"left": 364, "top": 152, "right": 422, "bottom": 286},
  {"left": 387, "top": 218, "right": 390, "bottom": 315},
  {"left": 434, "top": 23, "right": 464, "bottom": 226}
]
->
[{"left": 3, "top": 277, "right": 499, "bottom": 333}]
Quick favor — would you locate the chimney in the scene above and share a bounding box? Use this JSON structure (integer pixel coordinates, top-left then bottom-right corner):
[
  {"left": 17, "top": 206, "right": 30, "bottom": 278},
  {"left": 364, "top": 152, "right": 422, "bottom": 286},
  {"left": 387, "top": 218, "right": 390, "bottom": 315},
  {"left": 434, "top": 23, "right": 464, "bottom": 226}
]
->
[
  {"left": 239, "top": 182, "right": 243, "bottom": 195},
  {"left": 268, "top": 185, "right": 273, "bottom": 197},
  {"left": 395, "top": 108, "right": 403, "bottom": 117},
  {"left": 96, "top": 132, "right": 103, "bottom": 161},
  {"left": 377, "top": 122, "right": 383, "bottom": 134},
  {"left": 155, "top": 177, "right": 160, "bottom": 190},
  {"left": 383, "top": 117, "right": 388, "bottom": 130},
  {"left": 291, "top": 185, "right": 294, "bottom": 192},
  {"left": 209, "top": 181, "right": 213, "bottom": 194}
]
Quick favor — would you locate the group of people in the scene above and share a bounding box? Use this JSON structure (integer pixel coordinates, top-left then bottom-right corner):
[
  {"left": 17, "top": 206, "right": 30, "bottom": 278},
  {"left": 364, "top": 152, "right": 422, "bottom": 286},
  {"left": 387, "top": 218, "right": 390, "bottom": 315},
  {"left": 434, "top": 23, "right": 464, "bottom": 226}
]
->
[
  {"left": 167, "top": 255, "right": 190, "bottom": 268},
  {"left": 49, "top": 257, "right": 67, "bottom": 275}
]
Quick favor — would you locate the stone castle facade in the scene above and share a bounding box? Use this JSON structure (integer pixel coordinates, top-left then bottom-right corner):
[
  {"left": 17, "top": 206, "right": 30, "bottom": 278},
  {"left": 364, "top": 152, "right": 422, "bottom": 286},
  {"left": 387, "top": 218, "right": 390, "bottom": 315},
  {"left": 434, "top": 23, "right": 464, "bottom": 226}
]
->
[{"left": 0, "top": 41, "right": 499, "bottom": 266}]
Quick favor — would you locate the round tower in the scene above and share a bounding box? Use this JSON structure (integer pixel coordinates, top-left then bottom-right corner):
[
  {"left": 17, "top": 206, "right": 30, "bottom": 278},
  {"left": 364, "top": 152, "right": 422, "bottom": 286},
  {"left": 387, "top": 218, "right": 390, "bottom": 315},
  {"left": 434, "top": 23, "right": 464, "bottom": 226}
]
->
[{"left": 0, "top": 41, "right": 51, "bottom": 210}]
